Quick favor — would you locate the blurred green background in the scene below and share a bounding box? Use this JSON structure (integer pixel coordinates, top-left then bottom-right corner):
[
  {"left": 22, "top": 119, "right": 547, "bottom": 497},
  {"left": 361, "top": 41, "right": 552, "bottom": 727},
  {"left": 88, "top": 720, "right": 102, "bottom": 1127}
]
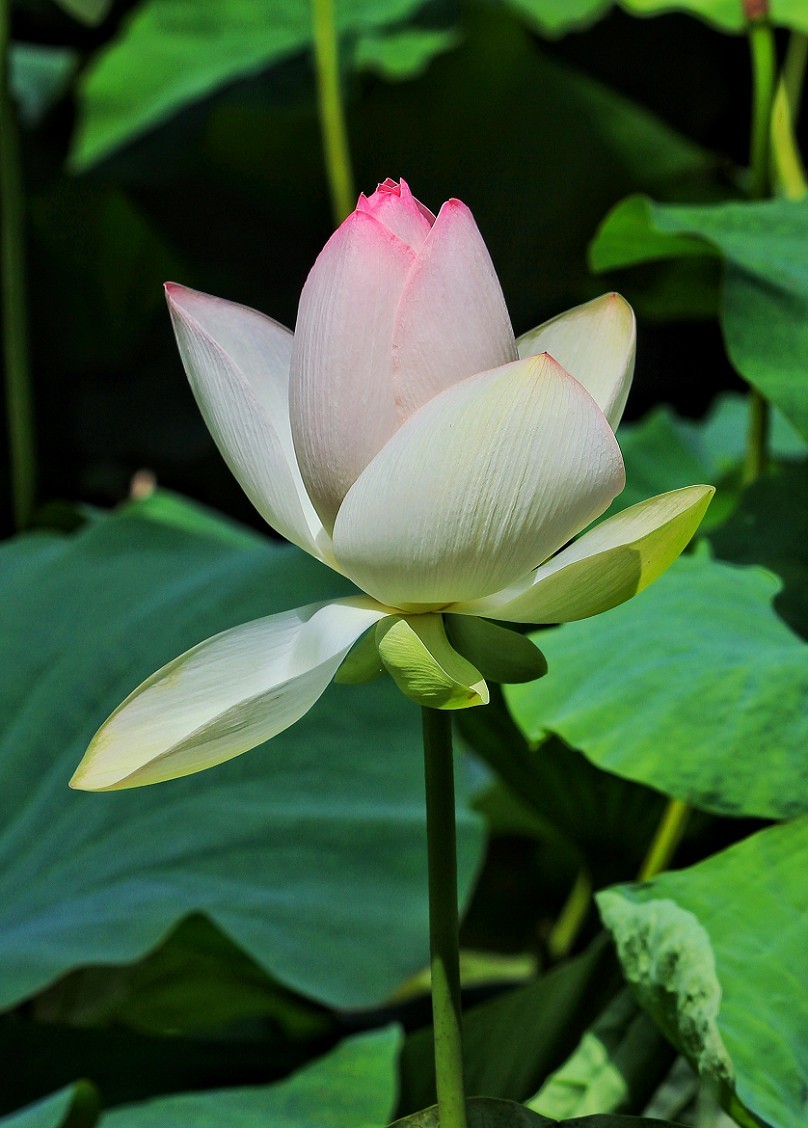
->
[{"left": 2, "top": 0, "right": 777, "bottom": 535}]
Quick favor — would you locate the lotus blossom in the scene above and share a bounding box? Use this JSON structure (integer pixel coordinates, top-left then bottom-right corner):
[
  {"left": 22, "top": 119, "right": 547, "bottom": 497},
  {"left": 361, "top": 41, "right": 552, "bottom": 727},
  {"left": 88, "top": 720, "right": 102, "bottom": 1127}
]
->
[{"left": 71, "top": 179, "right": 712, "bottom": 791}]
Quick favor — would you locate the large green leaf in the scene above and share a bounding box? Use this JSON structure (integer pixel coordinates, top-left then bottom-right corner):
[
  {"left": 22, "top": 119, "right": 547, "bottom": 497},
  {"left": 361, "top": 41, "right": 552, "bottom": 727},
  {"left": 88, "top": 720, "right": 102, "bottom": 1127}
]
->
[
  {"left": 101, "top": 1027, "right": 401, "bottom": 1127},
  {"left": 505, "top": 0, "right": 808, "bottom": 36},
  {"left": 52, "top": 0, "right": 114, "bottom": 26},
  {"left": 0, "top": 496, "right": 483, "bottom": 1010},
  {"left": 392, "top": 1100, "right": 681, "bottom": 1127},
  {"left": 710, "top": 461, "right": 808, "bottom": 638},
  {"left": 591, "top": 195, "right": 808, "bottom": 441},
  {"left": 10, "top": 44, "right": 76, "bottom": 127},
  {"left": 462, "top": 701, "right": 666, "bottom": 890},
  {"left": 391, "top": 1099, "right": 551, "bottom": 1127},
  {"left": 502, "top": 0, "right": 609, "bottom": 37},
  {"left": 610, "top": 393, "right": 805, "bottom": 529},
  {"left": 352, "top": 26, "right": 461, "bottom": 80},
  {"left": 32, "top": 913, "right": 332, "bottom": 1038},
  {"left": 71, "top": 0, "right": 431, "bottom": 169},
  {"left": 0, "top": 1087, "right": 86, "bottom": 1128},
  {"left": 506, "top": 553, "right": 808, "bottom": 818},
  {"left": 598, "top": 818, "right": 808, "bottom": 1128},
  {"left": 619, "top": 0, "right": 808, "bottom": 34}
]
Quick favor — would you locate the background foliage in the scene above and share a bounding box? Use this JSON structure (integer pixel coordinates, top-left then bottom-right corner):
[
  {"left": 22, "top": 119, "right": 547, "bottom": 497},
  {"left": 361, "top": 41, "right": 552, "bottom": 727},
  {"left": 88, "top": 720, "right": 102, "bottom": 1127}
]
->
[{"left": 1, "top": 0, "right": 806, "bottom": 1126}]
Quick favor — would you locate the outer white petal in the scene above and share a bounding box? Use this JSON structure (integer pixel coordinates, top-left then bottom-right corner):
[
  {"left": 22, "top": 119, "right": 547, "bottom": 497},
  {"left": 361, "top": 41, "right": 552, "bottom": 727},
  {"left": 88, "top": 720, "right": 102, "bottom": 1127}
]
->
[
  {"left": 391, "top": 199, "right": 518, "bottom": 420},
  {"left": 289, "top": 211, "right": 415, "bottom": 532},
  {"left": 332, "top": 354, "right": 625, "bottom": 609},
  {"left": 166, "top": 284, "right": 327, "bottom": 560},
  {"left": 517, "top": 293, "right": 635, "bottom": 430},
  {"left": 454, "top": 485, "right": 714, "bottom": 624},
  {"left": 70, "top": 598, "right": 388, "bottom": 791}
]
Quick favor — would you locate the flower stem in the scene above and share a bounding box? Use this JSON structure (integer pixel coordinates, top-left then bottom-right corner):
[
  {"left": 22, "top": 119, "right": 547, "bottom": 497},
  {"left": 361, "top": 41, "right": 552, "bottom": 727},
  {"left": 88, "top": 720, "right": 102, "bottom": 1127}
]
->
[
  {"left": 311, "top": 0, "right": 355, "bottom": 225},
  {"left": 422, "top": 707, "right": 468, "bottom": 1128},
  {"left": 0, "top": 0, "right": 36, "bottom": 528},
  {"left": 637, "top": 797, "right": 691, "bottom": 882}
]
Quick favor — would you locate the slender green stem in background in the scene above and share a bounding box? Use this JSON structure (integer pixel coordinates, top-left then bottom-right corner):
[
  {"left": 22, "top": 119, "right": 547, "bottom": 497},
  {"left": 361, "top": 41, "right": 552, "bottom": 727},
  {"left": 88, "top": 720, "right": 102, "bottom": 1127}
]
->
[
  {"left": 747, "top": 9, "right": 776, "bottom": 201},
  {"left": 783, "top": 31, "right": 807, "bottom": 116},
  {"left": 742, "top": 389, "right": 769, "bottom": 483},
  {"left": 422, "top": 707, "right": 468, "bottom": 1128},
  {"left": 311, "top": 0, "right": 355, "bottom": 225},
  {"left": 0, "top": 0, "right": 36, "bottom": 528},
  {"left": 637, "top": 798, "right": 691, "bottom": 882},
  {"left": 743, "top": 5, "right": 776, "bottom": 483},
  {"left": 547, "top": 868, "right": 592, "bottom": 961},
  {"left": 771, "top": 32, "right": 808, "bottom": 201}
]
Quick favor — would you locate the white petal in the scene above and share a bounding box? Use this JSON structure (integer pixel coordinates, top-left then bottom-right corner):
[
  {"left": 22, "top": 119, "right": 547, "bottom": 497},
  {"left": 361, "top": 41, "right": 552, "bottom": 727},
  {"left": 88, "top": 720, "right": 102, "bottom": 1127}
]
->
[
  {"left": 517, "top": 293, "right": 635, "bottom": 430},
  {"left": 391, "top": 199, "right": 518, "bottom": 420},
  {"left": 70, "top": 598, "right": 388, "bottom": 791},
  {"left": 455, "top": 485, "right": 714, "bottom": 623},
  {"left": 289, "top": 211, "right": 415, "bottom": 531},
  {"left": 166, "top": 284, "right": 326, "bottom": 560},
  {"left": 333, "top": 354, "right": 625, "bottom": 609}
]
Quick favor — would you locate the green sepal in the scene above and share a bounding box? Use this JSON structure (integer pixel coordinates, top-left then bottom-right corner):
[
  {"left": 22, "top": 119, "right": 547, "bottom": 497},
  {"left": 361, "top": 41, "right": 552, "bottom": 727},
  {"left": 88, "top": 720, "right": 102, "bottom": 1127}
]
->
[
  {"left": 334, "top": 627, "right": 386, "bottom": 684},
  {"left": 376, "top": 614, "right": 489, "bottom": 710},
  {"left": 445, "top": 615, "right": 548, "bottom": 684}
]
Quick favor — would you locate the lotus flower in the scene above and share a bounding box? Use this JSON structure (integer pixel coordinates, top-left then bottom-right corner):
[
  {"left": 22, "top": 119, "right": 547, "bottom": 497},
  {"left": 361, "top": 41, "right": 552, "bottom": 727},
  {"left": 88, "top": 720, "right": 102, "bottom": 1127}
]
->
[{"left": 71, "top": 179, "right": 712, "bottom": 791}]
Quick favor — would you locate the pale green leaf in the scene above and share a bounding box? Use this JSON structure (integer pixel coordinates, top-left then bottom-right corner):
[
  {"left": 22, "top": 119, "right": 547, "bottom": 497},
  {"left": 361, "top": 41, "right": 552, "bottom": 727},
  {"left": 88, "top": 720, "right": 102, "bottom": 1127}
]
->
[{"left": 528, "top": 990, "right": 669, "bottom": 1117}]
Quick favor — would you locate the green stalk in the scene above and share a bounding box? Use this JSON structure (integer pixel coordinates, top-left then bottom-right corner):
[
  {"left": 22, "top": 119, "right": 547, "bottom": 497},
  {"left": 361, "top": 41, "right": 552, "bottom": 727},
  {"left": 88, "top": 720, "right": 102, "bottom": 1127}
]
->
[
  {"left": 783, "top": 31, "right": 807, "bottom": 118},
  {"left": 422, "top": 707, "right": 468, "bottom": 1128},
  {"left": 311, "top": 0, "right": 355, "bottom": 225},
  {"left": 743, "top": 5, "right": 776, "bottom": 484},
  {"left": 0, "top": 0, "right": 36, "bottom": 528},
  {"left": 747, "top": 13, "right": 776, "bottom": 201},
  {"left": 742, "top": 390, "right": 769, "bottom": 484},
  {"left": 637, "top": 798, "right": 691, "bottom": 882},
  {"left": 771, "top": 32, "right": 808, "bottom": 202},
  {"left": 547, "top": 868, "right": 592, "bottom": 961}
]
